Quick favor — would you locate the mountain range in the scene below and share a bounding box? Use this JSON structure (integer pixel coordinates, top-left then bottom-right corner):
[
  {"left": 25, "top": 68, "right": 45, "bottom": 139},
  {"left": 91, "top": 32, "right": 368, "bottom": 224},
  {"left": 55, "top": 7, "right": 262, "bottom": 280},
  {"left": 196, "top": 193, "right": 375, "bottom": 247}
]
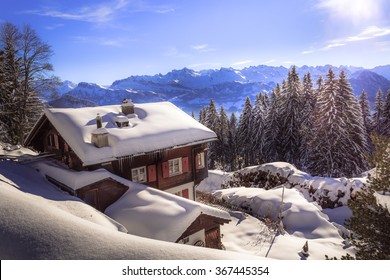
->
[{"left": 46, "top": 64, "right": 390, "bottom": 115}]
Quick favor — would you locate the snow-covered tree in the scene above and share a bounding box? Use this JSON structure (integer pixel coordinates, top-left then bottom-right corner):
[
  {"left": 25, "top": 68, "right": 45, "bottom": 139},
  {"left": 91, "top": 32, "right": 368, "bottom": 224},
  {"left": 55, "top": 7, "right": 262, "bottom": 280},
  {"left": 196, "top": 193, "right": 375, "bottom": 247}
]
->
[
  {"left": 308, "top": 68, "right": 347, "bottom": 177},
  {"left": 373, "top": 89, "right": 384, "bottom": 134},
  {"left": 346, "top": 135, "right": 390, "bottom": 259},
  {"left": 277, "top": 66, "right": 304, "bottom": 168},
  {"left": 227, "top": 112, "right": 238, "bottom": 171},
  {"left": 337, "top": 70, "right": 368, "bottom": 175},
  {"left": 381, "top": 90, "right": 390, "bottom": 136},
  {"left": 237, "top": 96, "right": 253, "bottom": 167},
  {"left": 359, "top": 89, "right": 373, "bottom": 150},
  {"left": 251, "top": 93, "right": 268, "bottom": 164},
  {"left": 218, "top": 106, "right": 229, "bottom": 169},
  {"left": 300, "top": 73, "right": 315, "bottom": 169},
  {"left": 264, "top": 85, "right": 282, "bottom": 162},
  {"left": 204, "top": 99, "right": 220, "bottom": 169},
  {"left": 308, "top": 69, "right": 368, "bottom": 177}
]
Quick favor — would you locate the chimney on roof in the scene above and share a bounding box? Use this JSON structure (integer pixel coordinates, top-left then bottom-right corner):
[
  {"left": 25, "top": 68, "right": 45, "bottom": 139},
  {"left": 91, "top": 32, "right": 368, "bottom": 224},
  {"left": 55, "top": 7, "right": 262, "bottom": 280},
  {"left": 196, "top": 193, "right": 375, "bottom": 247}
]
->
[
  {"left": 96, "top": 113, "right": 102, "bottom": 128},
  {"left": 91, "top": 128, "right": 109, "bottom": 148},
  {"left": 121, "top": 99, "right": 134, "bottom": 115}
]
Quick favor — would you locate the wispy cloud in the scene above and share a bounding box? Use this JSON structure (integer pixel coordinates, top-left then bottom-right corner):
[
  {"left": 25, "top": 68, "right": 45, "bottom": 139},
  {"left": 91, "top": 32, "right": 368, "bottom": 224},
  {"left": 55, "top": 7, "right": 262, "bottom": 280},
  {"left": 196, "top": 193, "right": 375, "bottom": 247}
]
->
[
  {"left": 21, "top": 0, "right": 174, "bottom": 24},
  {"left": 72, "top": 35, "right": 135, "bottom": 47},
  {"left": 302, "top": 25, "right": 390, "bottom": 54},
  {"left": 45, "top": 23, "right": 64, "bottom": 30},
  {"left": 191, "top": 44, "right": 216, "bottom": 53},
  {"left": 163, "top": 47, "right": 189, "bottom": 58},
  {"left": 188, "top": 62, "right": 222, "bottom": 69},
  {"left": 232, "top": 60, "right": 253, "bottom": 67}
]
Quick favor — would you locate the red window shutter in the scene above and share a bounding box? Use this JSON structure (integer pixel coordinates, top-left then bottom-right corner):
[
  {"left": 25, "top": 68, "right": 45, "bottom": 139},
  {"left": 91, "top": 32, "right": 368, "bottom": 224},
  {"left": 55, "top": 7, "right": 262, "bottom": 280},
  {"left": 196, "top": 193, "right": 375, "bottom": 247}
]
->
[
  {"left": 182, "top": 188, "right": 189, "bottom": 199},
  {"left": 182, "top": 157, "right": 189, "bottom": 173},
  {"left": 162, "top": 161, "right": 169, "bottom": 178},
  {"left": 195, "top": 154, "right": 200, "bottom": 169},
  {"left": 148, "top": 165, "right": 157, "bottom": 182}
]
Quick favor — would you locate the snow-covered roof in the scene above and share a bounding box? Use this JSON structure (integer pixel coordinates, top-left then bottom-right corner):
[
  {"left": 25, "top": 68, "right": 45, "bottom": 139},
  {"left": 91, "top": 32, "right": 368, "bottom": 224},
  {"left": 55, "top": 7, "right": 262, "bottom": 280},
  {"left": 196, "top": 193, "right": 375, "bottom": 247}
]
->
[
  {"left": 42, "top": 102, "right": 217, "bottom": 166},
  {"left": 105, "top": 182, "right": 231, "bottom": 243},
  {"left": 28, "top": 159, "right": 230, "bottom": 242}
]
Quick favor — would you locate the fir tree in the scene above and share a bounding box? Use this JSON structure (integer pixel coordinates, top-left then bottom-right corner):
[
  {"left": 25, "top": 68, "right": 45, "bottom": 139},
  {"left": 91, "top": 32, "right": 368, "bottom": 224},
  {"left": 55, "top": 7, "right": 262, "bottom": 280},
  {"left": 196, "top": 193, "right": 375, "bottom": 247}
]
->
[
  {"left": 237, "top": 96, "right": 252, "bottom": 167},
  {"left": 277, "top": 66, "right": 304, "bottom": 168},
  {"left": 359, "top": 89, "right": 373, "bottom": 150},
  {"left": 308, "top": 68, "right": 346, "bottom": 177},
  {"left": 346, "top": 135, "right": 390, "bottom": 259},
  {"left": 204, "top": 99, "right": 220, "bottom": 169},
  {"left": 300, "top": 73, "right": 315, "bottom": 169},
  {"left": 218, "top": 106, "right": 229, "bottom": 169},
  {"left": 251, "top": 93, "right": 268, "bottom": 164},
  {"left": 373, "top": 89, "right": 384, "bottom": 134},
  {"left": 382, "top": 90, "right": 390, "bottom": 136},
  {"left": 337, "top": 70, "right": 368, "bottom": 175},
  {"left": 264, "top": 85, "right": 282, "bottom": 162},
  {"left": 227, "top": 112, "right": 238, "bottom": 171}
]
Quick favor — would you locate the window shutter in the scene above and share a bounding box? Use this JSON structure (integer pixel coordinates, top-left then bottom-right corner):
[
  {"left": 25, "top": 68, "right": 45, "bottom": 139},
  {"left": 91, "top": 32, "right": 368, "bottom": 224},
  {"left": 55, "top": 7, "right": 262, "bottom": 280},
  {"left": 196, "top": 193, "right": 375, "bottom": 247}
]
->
[
  {"left": 195, "top": 154, "right": 200, "bottom": 169},
  {"left": 162, "top": 161, "right": 169, "bottom": 178},
  {"left": 182, "top": 188, "right": 189, "bottom": 199},
  {"left": 148, "top": 164, "right": 157, "bottom": 182},
  {"left": 182, "top": 157, "right": 189, "bottom": 173}
]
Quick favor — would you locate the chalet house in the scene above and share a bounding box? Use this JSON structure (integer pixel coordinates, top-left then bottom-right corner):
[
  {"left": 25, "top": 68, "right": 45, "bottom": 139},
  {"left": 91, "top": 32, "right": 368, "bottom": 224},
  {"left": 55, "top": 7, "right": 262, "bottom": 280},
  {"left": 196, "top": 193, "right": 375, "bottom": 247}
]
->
[
  {"left": 25, "top": 100, "right": 217, "bottom": 204},
  {"left": 25, "top": 100, "right": 230, "bottom": 249}
]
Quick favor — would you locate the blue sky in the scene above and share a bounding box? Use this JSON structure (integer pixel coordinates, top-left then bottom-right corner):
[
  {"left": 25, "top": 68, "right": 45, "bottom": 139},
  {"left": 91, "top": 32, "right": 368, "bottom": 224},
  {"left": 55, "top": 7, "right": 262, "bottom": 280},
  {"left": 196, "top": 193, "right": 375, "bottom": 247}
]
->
[{"left": 1, "top": 0, "right": 390, "bottom": 85}]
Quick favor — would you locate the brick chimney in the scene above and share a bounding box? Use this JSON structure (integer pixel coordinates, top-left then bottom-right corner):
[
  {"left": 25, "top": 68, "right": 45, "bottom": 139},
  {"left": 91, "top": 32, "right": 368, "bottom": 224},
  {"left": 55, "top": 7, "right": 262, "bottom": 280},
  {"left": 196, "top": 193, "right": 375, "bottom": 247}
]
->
[{"left": 121, "top": 99, "right": 134, "bottom": 115}]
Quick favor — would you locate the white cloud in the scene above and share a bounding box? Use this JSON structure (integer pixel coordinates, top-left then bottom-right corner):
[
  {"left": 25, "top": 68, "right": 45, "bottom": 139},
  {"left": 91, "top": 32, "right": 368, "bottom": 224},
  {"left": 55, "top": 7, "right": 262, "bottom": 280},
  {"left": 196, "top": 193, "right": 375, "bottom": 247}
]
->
[
  {"left": 302, "top": 25, "right": 390, "bottom": 54},
  {"left": 232, "top": 60, "right": 253, "bottom": 66},
  {"left": 191, "top": 44, "right": 216, "bottom": 53}
]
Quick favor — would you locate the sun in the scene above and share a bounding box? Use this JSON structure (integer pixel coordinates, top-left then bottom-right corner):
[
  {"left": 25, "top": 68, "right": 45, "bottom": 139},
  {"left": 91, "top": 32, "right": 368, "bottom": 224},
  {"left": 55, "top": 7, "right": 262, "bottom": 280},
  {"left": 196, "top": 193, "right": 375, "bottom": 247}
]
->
[{"left": 318, "top": 0, "right": 383, "bottom": 24}]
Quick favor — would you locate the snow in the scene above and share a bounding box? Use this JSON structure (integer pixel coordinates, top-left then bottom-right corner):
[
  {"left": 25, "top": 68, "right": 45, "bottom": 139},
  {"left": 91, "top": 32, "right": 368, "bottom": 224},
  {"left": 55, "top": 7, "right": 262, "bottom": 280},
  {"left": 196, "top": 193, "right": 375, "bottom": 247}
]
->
[
  {"left": 197, "top": 163, "right": 358, "bottom": 259},
  {"left": 0, "top": 160, "right": 257, "bottom": 260},
  {"left": 105, "top": 184, "right": 230, "bottom": 242},
  {"left": 25, "top": 159, "right": 230, "bottom": 243},
  {"left": 40, "top": 102, "right": 217, "bottom": 166}
]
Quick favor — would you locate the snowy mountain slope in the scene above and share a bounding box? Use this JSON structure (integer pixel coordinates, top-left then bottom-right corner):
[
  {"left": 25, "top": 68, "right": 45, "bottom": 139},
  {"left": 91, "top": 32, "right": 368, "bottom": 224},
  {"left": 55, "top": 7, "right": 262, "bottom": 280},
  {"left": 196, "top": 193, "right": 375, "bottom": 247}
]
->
[
  {"left": 50, "top": 64, "right": 390, "bottom": 114},
  {"left": 0, "top": 161, "right": 259, "bottom": 260}
]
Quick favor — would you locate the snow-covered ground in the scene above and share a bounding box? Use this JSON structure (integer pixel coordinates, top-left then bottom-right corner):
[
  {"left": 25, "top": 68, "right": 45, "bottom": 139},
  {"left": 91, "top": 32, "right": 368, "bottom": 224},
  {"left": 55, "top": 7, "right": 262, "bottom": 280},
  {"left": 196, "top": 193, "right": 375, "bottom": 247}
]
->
[
  {"left": 197, "top": 164, "right": 358, "bottom": 259},
  {"left": 0, "top": 160, "right": 258, "bottom": 260}
]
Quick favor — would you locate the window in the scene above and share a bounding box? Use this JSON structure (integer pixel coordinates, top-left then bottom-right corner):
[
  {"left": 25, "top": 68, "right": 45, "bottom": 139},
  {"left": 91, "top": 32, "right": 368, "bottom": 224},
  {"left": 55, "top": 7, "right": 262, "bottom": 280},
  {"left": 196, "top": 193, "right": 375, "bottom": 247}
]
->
[
  {"left": 47, "top": 133, "right": 59, "bottom": 149},
  {"left": 132, "top": 166, "right": 147, "bottom": 183},
  {"left": 196, "top": 152, "right": 205, "bottom": 169},
  {"left": 169, "top": 158, "right": 182, "bottom": 176}
]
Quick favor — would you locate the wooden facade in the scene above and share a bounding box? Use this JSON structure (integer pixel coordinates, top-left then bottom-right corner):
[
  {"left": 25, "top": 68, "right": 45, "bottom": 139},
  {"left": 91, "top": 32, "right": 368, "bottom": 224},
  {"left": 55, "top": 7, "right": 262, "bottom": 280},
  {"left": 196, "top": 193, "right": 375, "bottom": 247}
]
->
[{"left": 176, "top": 214, "right": 229, "bottom": 249}]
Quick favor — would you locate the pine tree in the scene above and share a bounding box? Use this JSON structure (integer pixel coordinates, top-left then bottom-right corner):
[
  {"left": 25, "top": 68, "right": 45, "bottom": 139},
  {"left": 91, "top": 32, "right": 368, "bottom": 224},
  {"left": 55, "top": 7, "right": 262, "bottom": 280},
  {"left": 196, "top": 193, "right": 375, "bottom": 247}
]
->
[
  {"left": 359, "top": 89, "right": 373, "bottom": 150},
  {"left": 264, "top": 85, "right": 282, "bottom": 162},
  {"left": 237, "top": 96, "right": 252, "bottom": 167},
  {"left": 346, "top": 135, "right": 390, "bottom": 259},
  {"left": 308, "top": 68, "right": 346, "bottom": 177},
  {"left": 277, "top": 66, "right": 304, "bottom": 168},
  {"left": 218, "top": 106, "right": 229, "bottom": 169},
  {"left": 251, "top": 93, "right": 268, "bottom": 164},
  {"left": 227, "top": 112, "right": 238, "bottom": 171},
  {"left": 308, "top": 69, "right": 368, "bottom": 177},
  {"left": 204, "top": 99, "right": 220, "bottom": 169},
  {"left": 300, "top": 73, "right": 315, "bottom": 169},
  {"left": 337, "top": 70, "right": 368, "bottom": 175},
  {"left": 382, "top": 90, "right": 390, "bottom": 136},
  {"left": 373, "top": 89, "right": 384, "bottom": 134}
]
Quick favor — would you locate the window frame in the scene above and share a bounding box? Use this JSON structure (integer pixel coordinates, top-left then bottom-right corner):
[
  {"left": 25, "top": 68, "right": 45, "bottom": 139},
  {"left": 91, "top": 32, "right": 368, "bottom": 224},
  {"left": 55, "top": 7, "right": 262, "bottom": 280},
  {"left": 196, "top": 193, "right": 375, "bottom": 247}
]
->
[
  {"left": 197, "top": 152, "right": 206, "bottom": 169},
  {"left": 131, "top": 166, "right": 147, "bottom": 183},
  {"left": 168, "top": 158, "right": 182, "bottom": 176}
]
